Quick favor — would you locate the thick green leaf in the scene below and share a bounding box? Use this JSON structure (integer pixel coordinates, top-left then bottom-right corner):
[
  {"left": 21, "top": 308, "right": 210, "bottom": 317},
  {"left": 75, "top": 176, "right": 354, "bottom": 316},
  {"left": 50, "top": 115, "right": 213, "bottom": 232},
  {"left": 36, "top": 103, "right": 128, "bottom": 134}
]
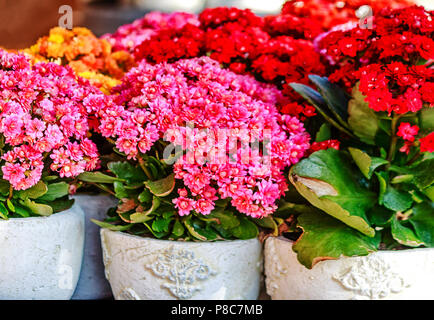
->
[
  {"left": 293, "top": 209, "right": 380, "bottom": 269},
  {"left": 230, "top": 217, "right": 258, "bottom": 240},
  {"left": 172, "top": 220, "right": 185, "bottom": 237},
  {"left": 130, "top": 196, "right": 161, "bottom": 223},
  {"left": 152, "top": 217, "right": 171, "bottom": 233},
  {"left": 45, "top": 197, "right": 74, "bottom": 213},
  {"left": 0, "top": 202, "right": 9, "bottom": 220},
  {"left": 14, "top": 204, "right": 31, "bottom": 218},
  {"left": 252, "top": 216, "right": 278, "bottom": 236},
  {"left": 6, "top": 199, "right": 15, "bottom": 212},
  {"left": 367, "top": 206, "right": 394, "bottom": 227},
  {"left": 38, "top": 182, "right": 69, "bottom": 201},
  {"left": 207, "top": 210, "right": 240, "bottom": 229},
  {"left": 290, "top": 82, "right": 354, "bottom": 136},
  {"left": 16, "top": 181, "right": 48, "bottom": 200},
  {"left": 91, "top": 219, "right": 133, "bottom": 231},
  {"left": 0, "top": 180, "right": 10, "bottom": 196},
  {"left": 315, "top": 123, "right": 331, "bottom": 142},
  {"left": 308, "top": 75, "right": 349, "bottom": 126},
  {"left": 347, "top": 83, "right": 380, "bottom": 145},
  {"left": 391, "top": 217, "right": 424, "bottom": 247},
  {"left": 290, "top": 149, "right": 376, "bottom": 236},
  {"left": 22, "top": 198, "right": 53, "bottom": 216},
  {"left": 407, "top": 160, "right": 434, "bottom": 190},
  {"left": 349, "top": 147, "right": 388, "bottom": 179},
  {"left": 376, "top": 171, "right": 388, "bottom": 204},
  {"left": 183, "top": 216, "right": 207, "bottom": 241},
  {"left": 409, "top": 202, "right": 434, "bottom": 246},
  {"left": 382, "top": 186, "right": 413, "bottom": 212},
  {"left": 419, "top": 107, "right": 434, "bottom": 134},
  {"left": 78, "top": 172, "right": 124, "bottom": 183},
  {"left": 113, "top": 181, "right": 129, "bottom": 199},
  {"left": 138, "top": 189, "right": 152, "bottom": 203},
  {"left": 144, "top": 173, "right": 175, "bottom": 197},
  {"left": 108, "top": 161, "right": 147, "bottom": 184}
]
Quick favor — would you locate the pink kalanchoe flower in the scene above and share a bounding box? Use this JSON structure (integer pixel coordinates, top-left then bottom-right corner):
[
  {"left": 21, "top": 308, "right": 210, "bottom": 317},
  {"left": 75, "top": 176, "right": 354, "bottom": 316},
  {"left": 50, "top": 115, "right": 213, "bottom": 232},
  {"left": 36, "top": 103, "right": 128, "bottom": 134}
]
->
[
  {"left": 100, "top": 56, "right": 310, "bottom": 218},
  {"left": 0, "top": 49, "right": 107, "bottom": 190}
]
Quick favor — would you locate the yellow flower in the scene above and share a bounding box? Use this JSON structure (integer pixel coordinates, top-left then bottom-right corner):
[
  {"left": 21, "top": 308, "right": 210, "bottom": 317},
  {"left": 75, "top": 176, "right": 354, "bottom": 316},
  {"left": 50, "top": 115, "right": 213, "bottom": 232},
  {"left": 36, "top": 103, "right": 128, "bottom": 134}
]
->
[{"left": 48, "top": 33, "right": 64, "bottom": 44}]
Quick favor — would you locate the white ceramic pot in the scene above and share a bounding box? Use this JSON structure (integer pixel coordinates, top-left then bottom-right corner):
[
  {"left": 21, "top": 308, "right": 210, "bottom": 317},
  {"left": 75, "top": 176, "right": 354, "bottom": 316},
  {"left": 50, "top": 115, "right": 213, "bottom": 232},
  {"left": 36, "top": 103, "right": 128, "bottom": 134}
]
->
[
  {"left": 0, "top": 203, "right": 85, "bottom": 300},
  {"left": 71, "top": 194, "right": 118, "bottom": 300},
  {"left": 264, "top": 237, "right": 434, "bottom": 300},
  {"left": 100, "top": 229, "right": 263, "bottom": 300}
]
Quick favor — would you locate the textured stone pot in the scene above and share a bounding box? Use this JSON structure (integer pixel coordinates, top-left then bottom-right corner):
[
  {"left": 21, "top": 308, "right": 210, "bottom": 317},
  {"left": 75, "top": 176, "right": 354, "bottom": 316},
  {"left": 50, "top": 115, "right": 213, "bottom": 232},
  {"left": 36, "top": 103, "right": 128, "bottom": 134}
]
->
[
  {"left": 100, "top": 229, "right": 263, "bottom": 300},
  {"left": 264, "top": 237, "right": 434, "bottom": 300},
  {"left": 71, "top": 194, "right": 117, "bottom": 300},
  {"left": 0, "top": 203, "right": 85, "bottom": 300}
]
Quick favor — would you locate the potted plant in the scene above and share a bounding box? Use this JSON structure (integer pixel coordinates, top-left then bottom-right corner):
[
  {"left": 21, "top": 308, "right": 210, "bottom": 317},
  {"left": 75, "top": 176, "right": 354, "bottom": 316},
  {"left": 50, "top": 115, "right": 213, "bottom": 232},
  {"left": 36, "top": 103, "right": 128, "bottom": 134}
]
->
[
  {"left": 0, "top": 49, "right": 102, "bottom": 299},
  {"left": 264, "top": 5, "right": 434, "bottom": 300},
  {"left": 23, "top": 27, "right": 136, "bottom": 300},
  {"left": 79, "top": 56, "right": 310, "bottom": 300}
]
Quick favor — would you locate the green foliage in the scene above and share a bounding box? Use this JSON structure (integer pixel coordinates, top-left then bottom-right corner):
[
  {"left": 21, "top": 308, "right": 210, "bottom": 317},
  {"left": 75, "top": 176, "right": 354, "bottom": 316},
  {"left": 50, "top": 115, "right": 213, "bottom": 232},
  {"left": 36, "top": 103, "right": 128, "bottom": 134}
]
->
[
  {"left": 0, "top": 179, "right": 73, "bottom": 220},
  {"left": 85, "top": 159, "right": 276, "bottom": 242},
  {"left": 289, "top": 75, "right": 434, "bottom": 268}
]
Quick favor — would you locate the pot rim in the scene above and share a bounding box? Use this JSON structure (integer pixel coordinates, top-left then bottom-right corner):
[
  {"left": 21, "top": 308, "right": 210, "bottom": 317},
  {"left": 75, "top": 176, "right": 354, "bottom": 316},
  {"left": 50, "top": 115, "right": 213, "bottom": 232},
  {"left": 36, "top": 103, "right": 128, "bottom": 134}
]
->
[
  {"left": 101, "top": 228, "right": 260, "bottom": 246},
  {"left": 268, "top": 235, "right": 434, "bottom": 254},
  {"left": 0, "top": 201, "right": 80, "bottom": 223}
]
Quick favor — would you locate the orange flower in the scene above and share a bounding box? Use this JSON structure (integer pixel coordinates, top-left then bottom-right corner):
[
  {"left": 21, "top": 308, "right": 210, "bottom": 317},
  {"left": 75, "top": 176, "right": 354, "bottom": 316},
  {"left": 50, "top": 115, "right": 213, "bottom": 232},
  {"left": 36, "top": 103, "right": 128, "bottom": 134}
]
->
[{"left": 23, "top": 27, "right": 135, "bottom": 93}]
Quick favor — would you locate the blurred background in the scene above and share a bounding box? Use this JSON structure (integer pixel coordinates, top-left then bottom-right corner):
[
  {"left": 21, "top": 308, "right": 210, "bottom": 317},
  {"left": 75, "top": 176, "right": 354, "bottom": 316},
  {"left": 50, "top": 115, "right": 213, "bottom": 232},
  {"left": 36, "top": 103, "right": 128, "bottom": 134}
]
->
[{"left": 0, "top": 0, "right": 433, "bottom": 49}]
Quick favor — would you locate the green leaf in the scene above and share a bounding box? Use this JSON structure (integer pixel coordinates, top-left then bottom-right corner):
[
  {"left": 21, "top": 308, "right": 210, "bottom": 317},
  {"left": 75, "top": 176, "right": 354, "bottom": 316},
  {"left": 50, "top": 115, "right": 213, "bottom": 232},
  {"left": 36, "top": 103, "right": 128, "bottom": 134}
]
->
[
  {"left": 183, "top": 216, "right": 207, "bottom": 241},
  {"left": 382, "top": 186, "right": 413, "bottom": 212},
  {"left": 422, "top": 186, "right": 434, "bottom": 202},
  {"left": 14, "top": 204, "right": 30, "bottom": 218},
  {"left": 406, "top": 160, "right": 434, "bottom": 190},
  {"left": 376, "top": 171, "right": 388, "bottom": 204},
  {"left": 347, "top": 83, "right": 380, "bottom": 145},
  {"left": 152, "top": 217, "right": 172, "bottom": 233},
  {"left": 21, "top": 198, "right": 53, "bottom": 216},
  {"left": 315, "top": 123, "right": 331, "bottom": 142},
  {"left": 6, "top": 199, "right": 15, "bottom": 212},
  {"left": 419, "top": 107, "right": 434, "bottom": 134},
  {"left": 38, "top": 182, "right": 69, "bottom": 201},
  {"left": 108, "top": 161, "right": 147, "bottom": 184},
  {"left": 0, "top": 180, "right": 10, "bottom": 196},
  {"left": 138, "top": 189, "right": 152, "bottom": 203},
  {"left": 290, "top": 149, "right": 376, "bottom": 237},
  {"left": 144, "top": 173, "right": 175, "bottom": 197},
  {"left": 130, "top": 196, "right": 161, "bottom": 223},
  {"left": 293, "top": 209, "right": 380, "bottom": 269},
  {"left": 230, "top": 217, "right": 258, "bottom": 240},
  {"left": 252, "top": 216, "right": 278, "bottom": 236},
  {"left": 91, "top": 219, "right": 134, "bottom": 231},
  {"left": 207, "top": 210, "right": 240, "bottom": 229},
  {"left": 78, "top": 172, "right": 124, "bottom": 183},
  {"left": 348, "top": 147, "right": 388, "bottom": 179},
  {"left": 409, "top": 202, "right": 434, "bottom": 247},
  {"left": 391, "top": 217, "right": 424, "bottom": 247},
  {"left": 172, "top": 220, "right": 185, "bottom": 237},
  {"left": 0, "top": 202, "right": 9, "bottom": 220},
  {"left": 308, "top": 75, "right": 349, "bottom": 126},
  {"left": 290, "top": 82, "right": 354, "bottom": 137},
  {"left": 113, "top": 181, "right": 129, "bottom": 199},
  {"left": 367, "top": 206, "right": 394, "bottom": 227},
  {"left": 16, "top": 181, "right": 48, "bottom": 200},
  {"left": 45, "top": 197, "right": 74, "bottom": 213}
]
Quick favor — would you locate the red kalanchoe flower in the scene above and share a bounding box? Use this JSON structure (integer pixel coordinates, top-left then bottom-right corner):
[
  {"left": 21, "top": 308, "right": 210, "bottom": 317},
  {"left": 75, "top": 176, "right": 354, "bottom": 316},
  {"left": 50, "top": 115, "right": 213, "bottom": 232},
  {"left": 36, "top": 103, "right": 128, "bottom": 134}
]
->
[
  {"left": 420, "top": 132, "right": 434, "bottom": 153},
  {"left": 397, "top": 123, "right": 419, "bottom": 142}
]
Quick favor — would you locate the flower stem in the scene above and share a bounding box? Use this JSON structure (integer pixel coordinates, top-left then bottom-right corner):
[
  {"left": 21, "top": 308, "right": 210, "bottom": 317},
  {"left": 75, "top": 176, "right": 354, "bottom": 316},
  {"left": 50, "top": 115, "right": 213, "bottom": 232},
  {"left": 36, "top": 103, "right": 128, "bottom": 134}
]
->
[
  {"left": 137, "top": 155, "right": 153, "bottom": 180},
  {"left": 387, "top": 114, "right": 401, "bottom": 162}
]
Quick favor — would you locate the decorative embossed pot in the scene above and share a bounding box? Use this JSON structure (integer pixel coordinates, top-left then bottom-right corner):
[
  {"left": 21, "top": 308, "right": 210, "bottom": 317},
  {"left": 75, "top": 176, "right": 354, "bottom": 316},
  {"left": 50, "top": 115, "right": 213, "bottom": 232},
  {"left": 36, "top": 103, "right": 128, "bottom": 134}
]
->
[
  {"left": 264, "top": 237, "right": 434, "bottom": 300},
  {"left": 100, "top": 229, "right": 263, "bottom": 300},
  {"left": 71, "top": 194, "right": 117, "bottom": 300},
  {"left": 0, "top": 202, "right": 85, "bottom": 300}
]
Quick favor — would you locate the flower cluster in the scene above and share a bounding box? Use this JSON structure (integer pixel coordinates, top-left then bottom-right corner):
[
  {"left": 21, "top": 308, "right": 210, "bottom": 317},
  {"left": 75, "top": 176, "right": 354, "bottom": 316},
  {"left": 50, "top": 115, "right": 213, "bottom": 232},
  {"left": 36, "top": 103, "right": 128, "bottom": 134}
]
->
[
  {"left": 281, "top": 0, "right": 414, "bottom": 31},
  {"left": 102, "top": 11, "right": 200, "bottom": 53},
  {"left": 25, "top": 27, "right": 135, "bottom": 93},
  {"left": 126, "top": 7, "right": 326, "bottom": 117},
  {"left": 99, "top": 57, "right": 310, "bottom": 218},
  {"left": 0, "top": 49, "right": 103, "bottom": 190},
  {"left": 317, "top": 6, "right": 434, "bottom": 90}
]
